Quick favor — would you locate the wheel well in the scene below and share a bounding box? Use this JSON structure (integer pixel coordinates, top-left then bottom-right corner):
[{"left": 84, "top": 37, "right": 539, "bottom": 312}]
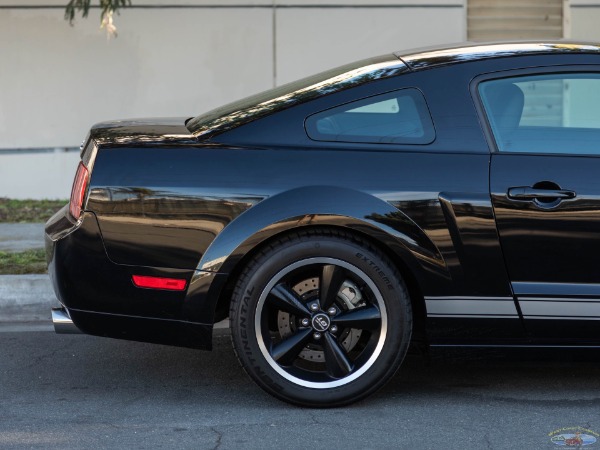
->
[{"left": 213, "top": 225, "right": 427, "bottom": 344}]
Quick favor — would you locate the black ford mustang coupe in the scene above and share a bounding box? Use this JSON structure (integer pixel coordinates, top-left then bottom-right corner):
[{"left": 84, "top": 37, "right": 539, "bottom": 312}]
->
[{"left": 46, "top": 41, "right": 600, "bottom": 406}]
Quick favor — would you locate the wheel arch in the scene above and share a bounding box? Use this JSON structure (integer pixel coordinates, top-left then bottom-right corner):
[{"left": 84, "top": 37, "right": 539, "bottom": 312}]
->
[
  {"left": 212, "top": 223, "right": 429, "bottom": 344},
  {"left": 196, "top": 186, "right": 445, "bottom": 275},
  {"left": 197, "top": 186, "right": 442, "bottom": 340}
]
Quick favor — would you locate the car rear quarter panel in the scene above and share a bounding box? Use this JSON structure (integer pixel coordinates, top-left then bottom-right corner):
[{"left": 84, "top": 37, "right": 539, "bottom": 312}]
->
[
  {"left": 82, "top": 60, "right": 523, "bottom": 340},
  {"left": 87, "top": 145, "right": 510, "bottom": 300},
  {"left": 51, "top": 50, "right": 600, "bottom": 349}
]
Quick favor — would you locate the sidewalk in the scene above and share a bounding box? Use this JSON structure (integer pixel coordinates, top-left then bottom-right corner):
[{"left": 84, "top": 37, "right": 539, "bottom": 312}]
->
[
  {"left": 0, "top": 223, "right": 45, "bottom": 252},
  {"left": 0, "top": 223, "right": 52, "bottom": 322}
]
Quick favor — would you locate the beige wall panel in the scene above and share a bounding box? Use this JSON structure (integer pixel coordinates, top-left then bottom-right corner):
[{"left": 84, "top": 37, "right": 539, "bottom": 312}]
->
[
  {"left": 0, "top": 2, "right": 465, "bottom": 198},
  {"left": 0, "top": 0, "right": 464, "bottom": 4},
  {"left": 570, "top": 0, "right": 600, "bottom": 5},
  {"left": 569, "top": 7, "right": 600, "bottom": 41},
  {"left": 275, "top": 7, "right": 466, "bottom": 84},
  {"left": 276, "top": 0, "right": 464, "bottom": 4},
  {"left": 0, "top": 7, "right": 273, "bottom": 149},
  {"left": 0, "top": 151, "right": 80, "bottom": 199}
]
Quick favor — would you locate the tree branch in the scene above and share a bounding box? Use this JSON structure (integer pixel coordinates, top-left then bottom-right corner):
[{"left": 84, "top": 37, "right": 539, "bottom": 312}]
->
[{"left": 65, "top": 0, "right": 132, "bottom": 25}]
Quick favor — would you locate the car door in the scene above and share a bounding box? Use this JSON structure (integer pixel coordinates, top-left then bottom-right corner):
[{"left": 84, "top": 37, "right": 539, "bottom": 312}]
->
[{"left": 479, "top": 68, "right": 600, "bottom": 341}]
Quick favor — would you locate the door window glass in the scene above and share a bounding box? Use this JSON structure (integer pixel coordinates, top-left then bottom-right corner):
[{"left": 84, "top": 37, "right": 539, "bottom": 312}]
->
[{"left": 479, "top": 73, "right": 600, "bottom": 154}]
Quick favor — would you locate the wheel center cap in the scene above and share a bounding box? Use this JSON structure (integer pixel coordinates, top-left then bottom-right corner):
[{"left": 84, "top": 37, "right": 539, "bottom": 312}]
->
[{"left": 311, "top": 313, "right": 331, "bottom": 332}]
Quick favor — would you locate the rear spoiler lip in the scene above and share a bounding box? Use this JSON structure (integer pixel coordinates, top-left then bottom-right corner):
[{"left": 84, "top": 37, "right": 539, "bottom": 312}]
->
[{"left": 89, "top": 117, "right": 196, "bottom": 147}]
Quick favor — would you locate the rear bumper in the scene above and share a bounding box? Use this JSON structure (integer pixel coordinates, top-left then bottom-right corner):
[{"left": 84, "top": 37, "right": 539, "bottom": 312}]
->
[{"left": 44, "top": 207, "right": 222, "bottom": 350}]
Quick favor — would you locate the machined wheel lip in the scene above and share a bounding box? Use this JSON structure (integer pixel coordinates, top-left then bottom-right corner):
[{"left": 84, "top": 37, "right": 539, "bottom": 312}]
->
[{"left": 255, "top": 257, "right": 388, "bottom": 389}]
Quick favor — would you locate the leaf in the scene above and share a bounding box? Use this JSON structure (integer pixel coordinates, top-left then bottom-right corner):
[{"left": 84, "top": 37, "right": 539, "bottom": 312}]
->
[{"left": 64, "top": 0, "right": 132, "bottom": 26}]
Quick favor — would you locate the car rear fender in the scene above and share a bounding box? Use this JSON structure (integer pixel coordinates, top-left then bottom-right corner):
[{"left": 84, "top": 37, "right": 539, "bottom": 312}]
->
[{"left": 194, "top": 185, "right": 447, "bottom": 284}]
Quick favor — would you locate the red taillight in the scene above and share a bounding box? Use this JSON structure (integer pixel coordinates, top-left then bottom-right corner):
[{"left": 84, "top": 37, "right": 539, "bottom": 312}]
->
[
  {"left": 132, "top": 275, "right": 187, "bottom": 291},
  {"left": 69, "top": 162, "right": 89, "bottom": 221}
]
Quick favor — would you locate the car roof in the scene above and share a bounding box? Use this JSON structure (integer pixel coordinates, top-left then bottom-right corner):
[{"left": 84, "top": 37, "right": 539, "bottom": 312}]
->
[{"left": 394, "top": 41, "right": 600, "bottom": 71}]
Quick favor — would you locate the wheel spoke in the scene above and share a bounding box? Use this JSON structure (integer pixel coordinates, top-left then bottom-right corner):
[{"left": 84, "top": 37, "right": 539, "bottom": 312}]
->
[
  {"left": 271, "top": 328, "right": 313, "bottom": 365},
  {"left": 323, "top": 332, "right": 353, "bottom": 378},
  {"left": 320, "top": 264, "right": 346, "bottom": 309},
  {"left": 332, "top": 305, "right": 381, "bottom": 330},
  {"left": 268, "top": 283, "right": 310, "bottom": 317}
]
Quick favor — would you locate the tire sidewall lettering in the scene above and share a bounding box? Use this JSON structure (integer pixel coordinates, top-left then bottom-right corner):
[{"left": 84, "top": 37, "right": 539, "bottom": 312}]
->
[{"left": 355, "top": 252, "right": 393, "bottom": 290}]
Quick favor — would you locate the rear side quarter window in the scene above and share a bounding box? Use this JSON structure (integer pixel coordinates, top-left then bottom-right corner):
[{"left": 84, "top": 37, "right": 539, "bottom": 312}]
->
[{"left": 305, "top": 88, "right": 435, "bottom": 145}]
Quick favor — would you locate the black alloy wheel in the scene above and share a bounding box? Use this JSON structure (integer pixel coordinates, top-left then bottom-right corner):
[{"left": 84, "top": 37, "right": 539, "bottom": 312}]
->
[{"left": 230, "top": 229, "right": 412, "bottom": 407}]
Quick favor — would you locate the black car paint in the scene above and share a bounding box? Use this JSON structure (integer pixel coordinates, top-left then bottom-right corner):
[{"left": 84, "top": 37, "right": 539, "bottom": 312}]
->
[
  {"left": 45, "top": 43, "right": 600, "bottom": 350},
  {"left": 187, "top": 54, "right": 408, "bottom": 140}
]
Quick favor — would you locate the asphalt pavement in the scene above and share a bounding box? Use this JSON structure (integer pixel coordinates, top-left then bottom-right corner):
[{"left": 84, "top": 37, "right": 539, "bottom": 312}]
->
[
  {"left": 2, "top": 329, "right": 600, "bottom": 449},
  {"left": 2, "top": 224, "right": 600, "bottom": 448}
]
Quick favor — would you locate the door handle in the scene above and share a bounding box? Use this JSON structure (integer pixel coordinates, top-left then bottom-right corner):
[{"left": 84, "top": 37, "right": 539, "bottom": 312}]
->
[{"left": 507, "top": 187, "right": 576, "bottom": 200}]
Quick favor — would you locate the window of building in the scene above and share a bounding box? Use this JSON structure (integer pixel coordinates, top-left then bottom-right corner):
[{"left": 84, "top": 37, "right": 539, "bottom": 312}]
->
[{"left": 467, "top": 0, "right": 563, "bottom": 41}]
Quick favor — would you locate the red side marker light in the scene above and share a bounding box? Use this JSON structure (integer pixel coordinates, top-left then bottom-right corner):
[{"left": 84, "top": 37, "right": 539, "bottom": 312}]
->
[{"left": 132, "top": 275, "right": 187, "bottom": 291}]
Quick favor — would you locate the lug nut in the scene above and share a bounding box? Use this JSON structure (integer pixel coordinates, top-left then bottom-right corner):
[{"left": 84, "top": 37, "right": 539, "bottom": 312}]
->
[
  {"left": 327, "top": 307, "right": 337, "bottom": 316},
  {"left": 310, "top": 303, "right": 319, "bottom": 311},
  {"left": 301, "top": 318, "right": 310, "bottom": 327},
  {"left": 313, "top": 332, "right": 322, "bottom": 340},
  {"left": 330, "top": 325, "right": 338, "bottom": 333}
]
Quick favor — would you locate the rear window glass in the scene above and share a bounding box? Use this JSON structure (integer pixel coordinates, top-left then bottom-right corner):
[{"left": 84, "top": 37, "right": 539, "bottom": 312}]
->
[{"left": 305, "top": 89, "right": 435, "bottom": 144}]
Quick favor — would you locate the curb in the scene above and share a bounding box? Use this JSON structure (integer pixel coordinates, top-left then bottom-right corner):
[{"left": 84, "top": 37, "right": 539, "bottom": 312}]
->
[{"left": 0, "top": 274, "right": 55, "bottom": 322}]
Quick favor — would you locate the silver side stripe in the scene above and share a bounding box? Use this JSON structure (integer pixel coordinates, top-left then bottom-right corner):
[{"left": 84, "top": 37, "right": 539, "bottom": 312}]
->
[
  {"left": 520, "top": 300, "right": 600, "bottom": 318},
  {"left": 425, "top": 297, "right": 517, "bottom": 317},
  {"left": 512, "top": 282, "right": 600, "bottom": 320},
  {"left": 427, "top": 314, "right": 518, "bottom": 319},
  {"left": 425, "top": 293, "right": 600, "bottom": 319}
]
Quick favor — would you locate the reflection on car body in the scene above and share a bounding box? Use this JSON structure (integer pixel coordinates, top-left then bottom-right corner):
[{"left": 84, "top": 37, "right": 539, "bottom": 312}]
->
[{"left": 46, "top": 41, "right": 600, "bottom": 406}]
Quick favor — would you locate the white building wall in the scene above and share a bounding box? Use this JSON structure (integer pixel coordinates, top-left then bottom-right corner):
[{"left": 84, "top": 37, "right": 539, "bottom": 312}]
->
[
  {"left": 569, "top": 0, "right": 600, "bottom": 41},
  {"left": 0, "top": 150, "right": 81, "bottom": 201},
  {"left": 1, "top": 0, "right": 465, "bottom": 199},
  {"left": 276, "top": 1, "right": 466, "bottom": 84}
]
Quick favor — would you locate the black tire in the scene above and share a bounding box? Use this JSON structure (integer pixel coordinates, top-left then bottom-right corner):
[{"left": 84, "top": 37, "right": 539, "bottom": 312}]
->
[{"left": 229, "top": 229, "right": 412, "bottom": 407}]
